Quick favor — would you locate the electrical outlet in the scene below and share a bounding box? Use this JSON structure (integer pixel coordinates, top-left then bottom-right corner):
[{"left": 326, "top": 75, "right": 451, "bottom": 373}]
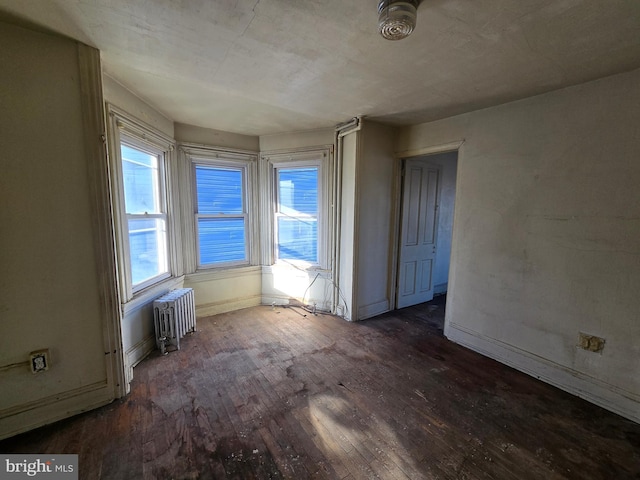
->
[
  {"left": 30, "top": 349, "right": 50, "bottom": 373},
  {"left": 578, "top": 333, "right": 605, "bottom": 353}
]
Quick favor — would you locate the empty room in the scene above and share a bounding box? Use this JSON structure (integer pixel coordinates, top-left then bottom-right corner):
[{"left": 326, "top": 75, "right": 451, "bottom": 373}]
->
[{"left": 0, "top": 1, "right": 639, "bottom": 478}]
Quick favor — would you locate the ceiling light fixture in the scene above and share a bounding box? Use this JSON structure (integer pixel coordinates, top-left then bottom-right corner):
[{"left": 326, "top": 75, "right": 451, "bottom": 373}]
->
[{"left": 378, "top": 0, "right": 419, "bottom": 40}]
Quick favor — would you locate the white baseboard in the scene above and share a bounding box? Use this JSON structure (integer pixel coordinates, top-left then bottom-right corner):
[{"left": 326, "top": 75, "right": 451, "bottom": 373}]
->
[
  {"left": 445, "top": 322, "right": 640, "bottom": 424},
  {"left": 261, "top": 294, "right": 294, "bottom": 307},
  {"left": 124, "top": 335, "right": 157, "bottom": 392},
  {"left": 357, "top": 299, "right": 390, "bottom": 321},
  {"left": 0, "top": 381, "right": 113, "bottom": 440},
  {"left": 261, "top": 295, "right": 334, "bottom": 313}
]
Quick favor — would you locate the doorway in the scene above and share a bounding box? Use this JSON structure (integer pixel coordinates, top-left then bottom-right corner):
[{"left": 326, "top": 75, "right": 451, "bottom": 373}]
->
[{"left": 396, "top": 151, "right": 458, "bottom": 309}]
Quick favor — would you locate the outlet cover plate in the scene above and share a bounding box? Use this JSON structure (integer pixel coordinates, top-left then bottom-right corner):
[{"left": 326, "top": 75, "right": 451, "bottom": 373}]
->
[{"left": 30, "top": 349, "right": 50, "bottom": 373}]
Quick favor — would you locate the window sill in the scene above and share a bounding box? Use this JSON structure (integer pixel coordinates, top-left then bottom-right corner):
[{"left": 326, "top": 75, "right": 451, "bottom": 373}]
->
[{"left": 122, "top": 275, "right": 185, "bottom": 316}]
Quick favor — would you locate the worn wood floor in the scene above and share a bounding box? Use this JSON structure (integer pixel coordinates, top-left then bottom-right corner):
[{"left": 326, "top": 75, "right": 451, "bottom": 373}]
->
[{"left": 1, "top": 296, "right": 639, "bottom": 479}]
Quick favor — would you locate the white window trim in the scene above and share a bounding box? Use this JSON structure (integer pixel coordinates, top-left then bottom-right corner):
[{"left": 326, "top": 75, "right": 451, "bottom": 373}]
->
[
  {"left": 273, "top": 159, "right": 323, "bottom": 267},
  {"left": 260, "top": 147, "right": 334, "bottom": 271},
  {"left": 179, "top": 144, "right": 259, "bottom": 273},
  {"left": 121, "top": 139, "right": 170, "bottom": 290},
  {"left": 106, "top": 104, "right": 179, "bottom": 302}
]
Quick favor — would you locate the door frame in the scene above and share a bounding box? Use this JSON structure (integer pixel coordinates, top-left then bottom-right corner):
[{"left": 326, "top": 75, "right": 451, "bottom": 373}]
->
[{"left": 390, "top": 141, "right": 464, "bottom": 311}]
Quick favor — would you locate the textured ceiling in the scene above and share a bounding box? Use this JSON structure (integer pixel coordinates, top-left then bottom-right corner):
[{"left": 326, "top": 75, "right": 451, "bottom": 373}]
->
[{"left": 2, "top": 0, "right": 640, "bottom": 136}]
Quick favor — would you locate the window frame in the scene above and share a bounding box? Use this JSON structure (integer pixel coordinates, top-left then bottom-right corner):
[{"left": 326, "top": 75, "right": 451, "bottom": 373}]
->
[
  {"left": 107, "top": 105, "right": 178, "bottom": 301},
  {"left": 181, "top": 144, "right": 259, "bottom": 272},
  {"left": 120, "top": 139, "right": 170, "bottom": 290},
  {"left": 194, "top": 160, "right": 249, "bottom": 269},
  {"left": 261, "top": 147, "right": 333, "bottom": 271},
  {"left": 273, "top": 160, "right": 322, "bottom": 266}
]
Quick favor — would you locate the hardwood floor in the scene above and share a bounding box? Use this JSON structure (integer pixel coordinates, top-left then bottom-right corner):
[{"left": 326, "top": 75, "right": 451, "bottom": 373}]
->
[{"left": 2, "top": 297, "right": 639, "bottom": 479}]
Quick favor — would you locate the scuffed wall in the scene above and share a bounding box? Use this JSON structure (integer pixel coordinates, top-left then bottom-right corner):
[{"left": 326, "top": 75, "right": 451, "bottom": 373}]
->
[
  {"left": 397, "top": 69, "right": 640, "bottom": 422},
  {"left": 0, "top": 22, "right": 114, "bottom": 438}
]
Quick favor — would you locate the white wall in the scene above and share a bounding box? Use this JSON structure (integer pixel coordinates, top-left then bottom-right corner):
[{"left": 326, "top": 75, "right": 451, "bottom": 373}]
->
[
  {"left": 185, "top": 267, "right": 263, "bottom": 317},
  {"left": 396, "top": 68, "right": 640, "bottom": 423},
  {"left": 356, "top": 121, "right": 396, "bottom": 319},
  {"left": 0, "top": 23, "right": 116, "bottom": 438},
  {"left": 175, "top": 122, "right": 259, "bottom": 151},
  {"left": 103, "top": 74, "right": 174, "bottom": 138},
  {"left": 260, "top": 128, "right": 334, "bottom": 152}
]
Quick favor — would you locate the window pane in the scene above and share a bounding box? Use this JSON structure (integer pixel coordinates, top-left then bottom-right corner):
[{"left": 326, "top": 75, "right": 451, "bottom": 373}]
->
[
  {"left": 121, "top": 145, "right": 161, "bottom": 214},
  {"left": 278, "top": 168, "right": 317, "bottom": 215},
  {"left": 128, "top": 218, "right": 167, "bottom": 285},
  {"left": 198, "top": 218, "right": 246, "bottom": 265},
  {"left": 277, "top": 217, "right": 317, "bottom": 263},
  {"left": 196, "top": 165, "right": 243, "bottom": 214}
]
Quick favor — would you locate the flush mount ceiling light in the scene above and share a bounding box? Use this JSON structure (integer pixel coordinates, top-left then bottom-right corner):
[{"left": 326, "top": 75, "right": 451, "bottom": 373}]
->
[{"left": 378, "top": 0, "right": 419, "bottom": 40}]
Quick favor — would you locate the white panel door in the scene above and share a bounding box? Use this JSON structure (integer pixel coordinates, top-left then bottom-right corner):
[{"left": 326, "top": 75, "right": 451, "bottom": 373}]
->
[{"left": 397, "top": 160, "right": 440, "bottom": 308}]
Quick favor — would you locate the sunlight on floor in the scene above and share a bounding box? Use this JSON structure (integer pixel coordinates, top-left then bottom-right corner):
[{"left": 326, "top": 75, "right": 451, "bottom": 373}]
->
[{"left": 307, "top": 392, "right": 417, "bottom": 478}]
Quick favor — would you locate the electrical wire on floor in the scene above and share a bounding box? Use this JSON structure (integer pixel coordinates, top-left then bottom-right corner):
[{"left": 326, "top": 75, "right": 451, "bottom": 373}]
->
[
  {"left": 270, "top": 301, "right": 319, "bottom": 318},
  {"left": 301, "top": 272, "right": 351, "bottom": 318},
  {"left": 268, "top": 270, "right": 351, "bottom": 319}
]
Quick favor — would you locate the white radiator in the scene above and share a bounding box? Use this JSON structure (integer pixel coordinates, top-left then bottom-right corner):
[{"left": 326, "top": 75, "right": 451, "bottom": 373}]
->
[{"left": 153, "top": 288, "right": 196, "bottom": 355}]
